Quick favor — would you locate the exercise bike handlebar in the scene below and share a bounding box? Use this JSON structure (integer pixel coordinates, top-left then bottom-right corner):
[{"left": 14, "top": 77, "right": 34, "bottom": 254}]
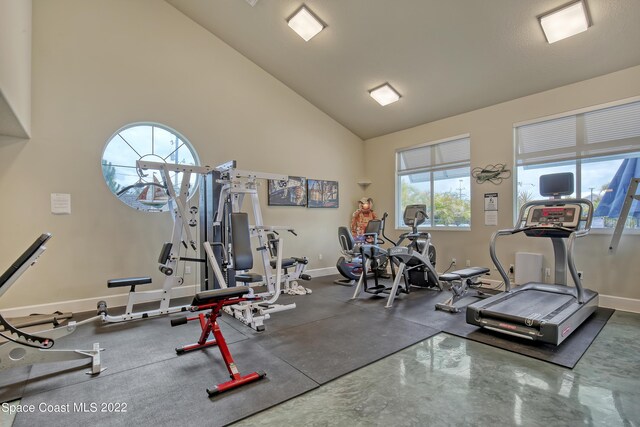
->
[{"left": 380, "top": 212, "right": 398, "bottom": 246}]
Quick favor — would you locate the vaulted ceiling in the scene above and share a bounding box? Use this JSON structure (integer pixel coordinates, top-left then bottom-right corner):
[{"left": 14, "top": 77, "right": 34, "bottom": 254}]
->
[{"left": 166, "top": 0, "right": 640, "bottom": 140}]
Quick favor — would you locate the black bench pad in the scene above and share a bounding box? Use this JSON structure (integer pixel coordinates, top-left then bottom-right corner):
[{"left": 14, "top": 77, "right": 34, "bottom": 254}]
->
[
  {"left": 270, "top": 258, "right": 298, "bottom": 269},
  {"left": 192, "top": 287, "right": 248, "bottom": 305},
  {"left": 439, "top": 267, "right": 490, "bottom": 282},
  {"left": 235, "top": 273, "right": 263, "bottom": 283},
  {"left": 107, "top": 277, "right": 152, "bottom": 288},
  {"left": 439, "top": 273, "right": 461, "bottom": 282}
]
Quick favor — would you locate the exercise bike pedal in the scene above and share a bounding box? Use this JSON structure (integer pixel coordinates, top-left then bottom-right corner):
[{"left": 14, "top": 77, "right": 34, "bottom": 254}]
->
[{"left": 364, "top": 284, "right": 390, "bottom": 295}]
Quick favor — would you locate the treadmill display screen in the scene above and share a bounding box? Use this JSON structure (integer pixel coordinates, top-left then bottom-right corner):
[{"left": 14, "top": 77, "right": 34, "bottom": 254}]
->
[{"left": 526, "top": 205, "right": 580, "bottom": 228}]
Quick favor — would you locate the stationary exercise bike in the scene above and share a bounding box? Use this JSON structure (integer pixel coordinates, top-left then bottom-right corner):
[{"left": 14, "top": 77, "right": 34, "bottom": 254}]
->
[
  {"left": 353, "top": 205, "right": 490, "bottom": 311},
  {"left": 335, "top": 218, "right": 389, "bottom": 285},
  {"left": 353, "top": 205, "right": 441, "bottom": 307}
]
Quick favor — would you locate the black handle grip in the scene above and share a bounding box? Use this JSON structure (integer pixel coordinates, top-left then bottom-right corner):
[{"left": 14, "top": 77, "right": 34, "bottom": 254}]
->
[{"left": 171, "top": 317, "right": 188, "bottom": 327}]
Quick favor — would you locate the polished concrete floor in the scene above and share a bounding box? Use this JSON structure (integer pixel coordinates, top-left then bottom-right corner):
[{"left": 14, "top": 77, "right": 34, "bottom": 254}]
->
[
  {"left": 234, "top": 310, "right": 640, "bottom": 427},
  {"left": 2, "top": 311, "right": 638, "bottom": 426}
]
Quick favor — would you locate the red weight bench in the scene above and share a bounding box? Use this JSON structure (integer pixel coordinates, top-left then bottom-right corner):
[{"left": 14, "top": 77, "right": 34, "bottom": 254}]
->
[{"left": 171, "top": 287, "right": 266, "bottom": 397}]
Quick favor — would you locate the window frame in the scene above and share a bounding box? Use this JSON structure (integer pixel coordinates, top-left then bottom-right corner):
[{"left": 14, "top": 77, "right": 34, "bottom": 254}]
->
[
  {"left": 513, "top": 96, "right": 640, "bottom": 234},
  {"left": 395, "top": 134, "right": 472, "bottom": 231},
  {"left": 101, "top": 122, "right": 201, "bottom": 212}
]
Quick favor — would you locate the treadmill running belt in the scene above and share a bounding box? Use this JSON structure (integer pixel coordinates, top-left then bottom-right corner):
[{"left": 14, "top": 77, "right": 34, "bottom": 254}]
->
[{"left": 480, "top": 290, "right": 575, "bottom": 326}]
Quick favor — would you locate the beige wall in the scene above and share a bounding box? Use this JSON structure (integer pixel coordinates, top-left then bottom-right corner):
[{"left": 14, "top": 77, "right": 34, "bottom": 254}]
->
[
  {"left": 0, "top": 0, "right": 31, "bottom": 137},
  {"left": 0, "top": 0, "right": 364, "bottom": 309},
  {"left": 364, "top": 65, "right": 640, "bottom": 300},
  {"left": 1, "top": 0, "right": 638, "bottom": 310}
]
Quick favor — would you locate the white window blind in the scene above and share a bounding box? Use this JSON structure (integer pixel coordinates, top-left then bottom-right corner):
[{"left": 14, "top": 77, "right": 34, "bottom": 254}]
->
[
  {"left": 516, "top": 100, "right": 640, "bottom": 166},
  {"left": 397, "top": 136, "right": 470, "bottom": 174}
]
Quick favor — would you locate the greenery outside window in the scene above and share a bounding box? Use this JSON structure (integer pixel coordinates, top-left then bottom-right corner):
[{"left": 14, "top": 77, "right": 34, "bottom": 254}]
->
[
  {"left": 515, "top": 99, "right": 640, "bottom": 229},
  {"left": 396, "top": 135, "right": 471, "bottom": 228},
  {"left": 101, "top": 123, "right": 200, "bottom": 212}
]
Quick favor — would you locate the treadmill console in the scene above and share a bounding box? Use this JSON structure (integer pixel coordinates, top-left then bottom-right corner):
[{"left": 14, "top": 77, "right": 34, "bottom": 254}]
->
[{"left": 526, "top": 204, "right": 581, "bottom": 229}]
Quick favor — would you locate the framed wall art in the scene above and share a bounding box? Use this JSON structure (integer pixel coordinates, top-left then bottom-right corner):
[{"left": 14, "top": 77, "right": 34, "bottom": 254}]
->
[
  {"left": 307, "top": 179, "right": 339, "bottom": 208},
  {"left": 268, "top": 176, "right": 307, "bottom": 206}
]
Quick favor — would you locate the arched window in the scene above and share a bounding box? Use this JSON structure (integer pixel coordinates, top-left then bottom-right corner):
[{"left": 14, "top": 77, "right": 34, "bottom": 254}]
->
[{"left": 101, "top": 123, "right": 200, "bottom": 212}]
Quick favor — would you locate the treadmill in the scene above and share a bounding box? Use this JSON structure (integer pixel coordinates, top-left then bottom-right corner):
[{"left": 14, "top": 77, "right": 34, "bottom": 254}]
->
[{"left": 466, "top": 173, "right": 598, "bottom": 345}]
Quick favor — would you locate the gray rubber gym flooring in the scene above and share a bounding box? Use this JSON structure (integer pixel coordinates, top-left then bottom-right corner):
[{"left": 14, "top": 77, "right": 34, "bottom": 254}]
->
[{"left": 2, "top": 275, "right": 613, "bottom": 426}]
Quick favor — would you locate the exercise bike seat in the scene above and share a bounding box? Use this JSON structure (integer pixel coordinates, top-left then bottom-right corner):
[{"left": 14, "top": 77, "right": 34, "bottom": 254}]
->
[{"left": 192, "top": 287, "right": 249, "bottom": 306}]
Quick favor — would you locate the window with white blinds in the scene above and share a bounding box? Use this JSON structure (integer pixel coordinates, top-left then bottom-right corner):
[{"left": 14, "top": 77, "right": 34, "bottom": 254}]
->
[
  {"left": 397, "top": 136, "right": 471, "bottom": 175},
  {"left": 516, "top": 101, "right": 640, "bottom": 166},
  {"left": 514, "top": 99, "right": 640, "bottom": 230},
  {"left": 396, "top": 135, "right": 471, "bottom": 228}
]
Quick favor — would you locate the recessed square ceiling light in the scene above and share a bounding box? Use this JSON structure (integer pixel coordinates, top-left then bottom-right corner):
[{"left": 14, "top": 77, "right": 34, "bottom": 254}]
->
[
  {"left": 369, "top": 83, "right": 401, "bottom": 106},
  {"left": 539, "top": 0, "right": 590, "bottom": 44},
  {"left": 287, "top": 6, "right": 325, "bottom": 42}
]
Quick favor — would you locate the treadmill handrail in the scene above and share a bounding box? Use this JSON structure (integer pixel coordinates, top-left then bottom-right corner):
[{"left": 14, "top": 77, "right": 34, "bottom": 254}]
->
[
  {"left": 566, "top": 232, "right": 584, "bottom": 303},
  {"left": 490, "top": 229, "right": 515, "bottom": 291},
  {"left": 491, "top": 197, "right": 593, "bottom": 297}
]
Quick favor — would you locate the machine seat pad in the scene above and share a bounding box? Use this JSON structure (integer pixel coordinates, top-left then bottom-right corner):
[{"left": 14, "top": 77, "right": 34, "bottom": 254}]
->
[
  {"left": 235, "top": 273, "right": 263, "bottom": 283},
  {"left": 270, "top": 258, "right": 297, "bottom": 269},
  {"left": 439, "top": 273, "right": 462, "bottom": 282},
  {"left": 193, "top": 287, "right": 248, "bottom": 305},
  {"left": 107, "top": 277, "right": 152, "bottom": 288},
  {"left": 450, "top": 267, "right": 490, "bottom": 278}
]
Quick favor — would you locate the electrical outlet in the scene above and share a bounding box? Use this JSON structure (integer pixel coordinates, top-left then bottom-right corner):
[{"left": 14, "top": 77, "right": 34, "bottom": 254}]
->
[
  {"left": 452, "top": 258, "right": 456, "bottom": 265},
  {"left": 185, "top": 266, "right": 192, "bottom": 275},
  {"left": 318, "top": 253, "right": 323, "bottom": 260},
  {"left": 578, "top": 271, "right": 583, "bottom": 279},
  {"left": 466, "top": 259, "right": 471, "bottom": 267},
  {"left": 509, "top": 264, "right": 514, "bottom": 274},
  {"left": 545, "top": 267, "right": 551, "bottom": 278}
]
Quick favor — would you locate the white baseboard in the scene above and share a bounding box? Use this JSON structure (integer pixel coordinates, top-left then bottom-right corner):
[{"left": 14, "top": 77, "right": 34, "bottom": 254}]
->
[
  {"left": 1, "top": 269, "right": 339, "bottom": 318},
  {"left": 599, "top": 294, "right": 640, "bottom": 314},
  {"left": 307, "top": 266, "right": 338, "bottom": 277},
  {"left": 1, "top": 285, "right": 198, "bottom": 319},
  {"left": 3, "top": 278, "right": 638, "bottom": 317}
]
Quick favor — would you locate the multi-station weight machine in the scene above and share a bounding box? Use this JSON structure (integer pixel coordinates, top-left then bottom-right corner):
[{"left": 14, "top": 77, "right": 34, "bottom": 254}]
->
[
  {"left": 100, "top": 159, "right": 307, "bottom": 331},
  {"left": 99, "top": 161, "right": 213, "bottom": 323},
  {"left": 200, "top": 160, "right": 307, "bottom": 331}
]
